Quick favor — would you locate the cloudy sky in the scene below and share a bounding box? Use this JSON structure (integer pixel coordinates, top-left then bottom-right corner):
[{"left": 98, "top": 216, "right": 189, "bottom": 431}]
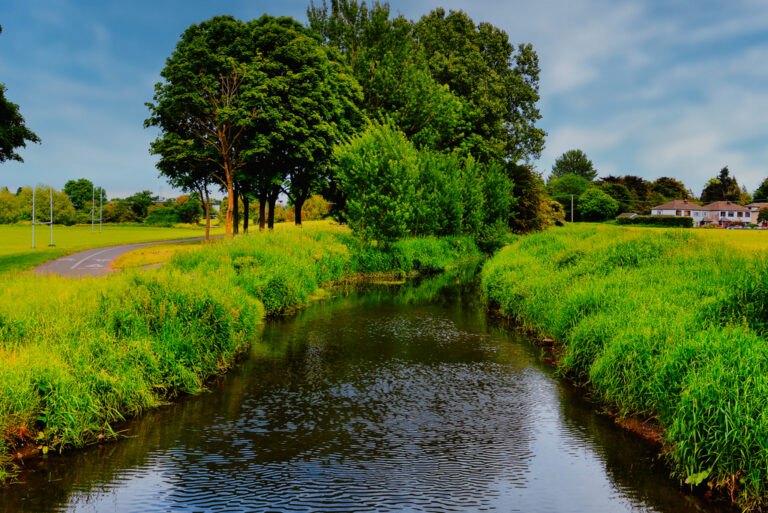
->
[{"left": 1, "top": 0, "right": 767, "bottom": 199}]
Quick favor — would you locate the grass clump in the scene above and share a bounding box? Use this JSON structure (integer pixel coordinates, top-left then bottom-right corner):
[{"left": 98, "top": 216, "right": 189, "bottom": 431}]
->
[{"left": 482, "top": 223, "right": 768, "bottom": 509}]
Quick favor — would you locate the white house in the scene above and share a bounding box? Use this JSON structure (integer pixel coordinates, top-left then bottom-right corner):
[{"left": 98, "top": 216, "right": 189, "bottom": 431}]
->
[{"left": 651, "top": 199, "right": 751, "bottom": 227}]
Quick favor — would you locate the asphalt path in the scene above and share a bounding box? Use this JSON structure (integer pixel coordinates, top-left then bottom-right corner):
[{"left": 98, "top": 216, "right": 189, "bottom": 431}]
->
[{"left": 34, "top": 237, "right": 209, "bottom": 278}]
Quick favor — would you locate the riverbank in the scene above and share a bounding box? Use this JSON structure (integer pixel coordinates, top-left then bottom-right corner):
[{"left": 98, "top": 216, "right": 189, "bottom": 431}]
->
[
  {"left": 0, "top": 223, "right": 480, "bottom": 480},
  {"left": 481, "top": 224, "right": 768, "bottom": 511}
]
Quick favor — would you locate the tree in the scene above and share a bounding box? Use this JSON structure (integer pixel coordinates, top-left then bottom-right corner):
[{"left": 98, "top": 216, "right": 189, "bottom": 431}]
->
[
  {"left": 63, "top": 178, "right": 105, "bottom": 211},
  {"left": 334, "top": 121, "right": 417, "bottom": 246},
  {"left": 413, "top": 8, "right": 545, "bottom": 163},
  {"left": 551, "top": 149, "right": 597, "bottom": 181},
  {"left": 577, "top": 187, "right": 618, "bottom": 221},
  {"left": 308, "top": 1, "right": 466, "bottom": 152},
  {"left": 753, "top": 177, "right": 768, "bottom": 203},
  {"left": 0, "top": 25, "right": 40, "bottom": 163},
  {"left": 146, "top": 16, "right": 265, "bottom": 236},
  {"left": 548, "top": 173, "right": 591, "bottom": 221},
  {"left": 651, "top": 177, "right": 690, "bottom": 200},
  {"left": 124, "top": 190, "right": 158, "bottom": 220},
  {"left": 700, "top": 166, "right": 740, "bottom": 203},
  {"left": 758, "top": 207, "right": 768, "bottom": 224},
  {"left": 248, "top": 15, "right": 362, "bottom": 226},
  {"left": 600, "top": 182, "right": 633, "bottom": 213}
]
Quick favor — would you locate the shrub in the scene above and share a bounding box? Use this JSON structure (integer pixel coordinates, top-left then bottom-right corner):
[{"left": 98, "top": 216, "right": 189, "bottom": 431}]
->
[{"left": 616, "top": 215, "right": 693, "bottom": 228}]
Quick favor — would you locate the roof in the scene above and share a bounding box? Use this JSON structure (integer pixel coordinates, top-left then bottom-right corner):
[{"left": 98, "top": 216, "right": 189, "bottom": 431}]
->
[
  {"left": 617, "top": 212, "right": 638, "bottom": 218},
  {"left": 700, "top": 201, "right": 750, "bottom": 212},
  {"left": 746, "top": 202, "right": 768, "bottom": 210},
  {"left": 651, "top": 199, "right": 701, "bottom": 210}
]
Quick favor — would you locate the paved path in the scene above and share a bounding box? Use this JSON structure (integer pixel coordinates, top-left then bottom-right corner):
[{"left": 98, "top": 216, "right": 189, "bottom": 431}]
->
[{"left": 34, "top": 238, "right": 209, "bottom": 278}]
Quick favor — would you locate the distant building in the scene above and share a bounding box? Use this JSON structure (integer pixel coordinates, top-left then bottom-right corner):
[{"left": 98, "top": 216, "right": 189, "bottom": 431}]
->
[
  {"left": 746, "top": 203, "right": 768, "bottom": 224},
  {"left": 651, "top": 199, "right": 751, "bottom": 227},
  {"left": 616, "top": 212, "right": 638, "bottom": 219}
]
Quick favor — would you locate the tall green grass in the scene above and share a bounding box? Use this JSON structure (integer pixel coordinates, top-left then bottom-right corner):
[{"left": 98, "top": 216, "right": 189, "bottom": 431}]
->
[
  {"left": 0, "top": 224, "right": 479, "bottom": 480},
  {"left": 482, "top": 224, "right": 768, "bottom": 509}
]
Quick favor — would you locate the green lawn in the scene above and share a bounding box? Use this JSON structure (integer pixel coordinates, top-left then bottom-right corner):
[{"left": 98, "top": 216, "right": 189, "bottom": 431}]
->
[{"left": 0, "top": 223, "right": 225, "bottom": 274}]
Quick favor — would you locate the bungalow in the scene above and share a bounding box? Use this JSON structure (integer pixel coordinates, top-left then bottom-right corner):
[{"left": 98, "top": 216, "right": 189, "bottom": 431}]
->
[{"left": 651, "top": 199, "right": 751, "bottom": 227}]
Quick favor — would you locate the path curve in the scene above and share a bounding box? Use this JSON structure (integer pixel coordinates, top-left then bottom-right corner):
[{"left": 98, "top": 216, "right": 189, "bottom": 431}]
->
[{"left": 34, "top": 237, "right": 211, "bottom": 278}]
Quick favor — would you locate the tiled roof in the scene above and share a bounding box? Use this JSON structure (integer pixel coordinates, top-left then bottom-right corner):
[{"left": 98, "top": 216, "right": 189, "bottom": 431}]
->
[
  {"left": 651, "top": 199, "right": 700, "bottom": 210},
  {"left": 700, "top": 201, "right": 750, "bottom": 212}
]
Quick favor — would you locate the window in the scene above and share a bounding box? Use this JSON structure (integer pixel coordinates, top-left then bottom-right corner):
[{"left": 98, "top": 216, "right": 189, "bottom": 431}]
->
[
  {"left": 728, "top": 211, "right": 734, "bottom": 217},
  {"left": 721, "top": 211, "right": 726, "bottom": 217},
  {"left": 685, "top": 210, "right": 691, "bottom": 216},
  {"left": 737, "top": 212, "right": 743, "bottom": 218},
  {"left": 676, "top": 210, "right": 681, "bottom": 216}
]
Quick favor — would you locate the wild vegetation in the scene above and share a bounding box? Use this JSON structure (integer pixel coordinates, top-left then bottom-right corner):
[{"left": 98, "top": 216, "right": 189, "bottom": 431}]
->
[
  {"left": 482, "top": 224, "right": 768, "bottom": 510},
  {"left": 0, "top": 223, "right": 480, "bottom": 480}
]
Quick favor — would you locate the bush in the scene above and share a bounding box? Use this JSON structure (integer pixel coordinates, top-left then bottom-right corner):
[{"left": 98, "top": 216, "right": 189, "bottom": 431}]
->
[
  {"left": 577, "top": 187, "right": 619, "bottom": 221},
  {"left": 616, "top": 215, "right": 693, "bottom": 228}
]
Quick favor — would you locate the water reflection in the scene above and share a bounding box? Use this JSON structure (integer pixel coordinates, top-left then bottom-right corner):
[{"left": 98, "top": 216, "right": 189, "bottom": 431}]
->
[{"left": 1, "top": 267, "right": 733, "bottom": 512}]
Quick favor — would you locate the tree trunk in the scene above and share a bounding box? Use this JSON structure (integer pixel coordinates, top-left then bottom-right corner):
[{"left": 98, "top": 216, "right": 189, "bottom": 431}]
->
[
  {"left": 242, "top": 195, "right": 250, "bottom": 234},
  {"left": 225, "top": 182, "right": 234, "bottom": 237},
  {"left": 233, "top": 182, "right": 240, "bottom": 235},
  {"left": 267, "top": 194, "right": 277, "bottom": 230},
  {"left": 203, "top": 188, "right": 211, "bottom": 241},
  {"left": 294, "top": 196, "right": 305, "bottom": 226},
  {"left": 258, "top": 198, "right": 266, "bottom": 231}
]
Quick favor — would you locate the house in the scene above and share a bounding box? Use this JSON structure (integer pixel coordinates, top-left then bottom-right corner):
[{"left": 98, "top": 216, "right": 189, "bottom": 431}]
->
[
  {"left": 746, "top": 202, "right": 768, "bottom": 224},
  {"left": 616, "top": 212, "right": 639, "bottom": 219},
  {"left": 651, "top": 199, "right": 751, "bottom": 227}
]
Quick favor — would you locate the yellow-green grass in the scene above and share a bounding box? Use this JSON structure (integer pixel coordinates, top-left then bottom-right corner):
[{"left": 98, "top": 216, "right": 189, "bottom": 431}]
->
[
  {"left": 0, "top": 223, "right": 226, "bottom": 274},
  {"left": 0, "top": 222, "right": 480, "bottom": 481},
  {"left": 482, "top": 224, "right": 768, "bottom": 510},
  {"left": 112, "top": 241, "right": 203, "bottom": 270}
]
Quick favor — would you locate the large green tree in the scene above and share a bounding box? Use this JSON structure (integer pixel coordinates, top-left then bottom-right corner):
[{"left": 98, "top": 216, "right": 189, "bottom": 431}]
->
[
  {"left": 651, "top": 176, "right": 690, "bottom": 200},
  {"left": 578, "top": 187, "right": 619, "bottom": 221},
  {"left": 248, "top": 15, "right": 362, "bottom": 226},
  {"left": 0, "top": 26, "right": 40, "bottom": 163},
  {"left": 63, "top": 178, "right": 105, "bottom": 211},
  {"left": 413, "top": 8, "right": 545, "bottom": 163},
  {"left": 551, "top": 149, "right": 596, "bottom": 181},
  {"left": 146, "top": 16, "right": 265, "bottom": 236}
]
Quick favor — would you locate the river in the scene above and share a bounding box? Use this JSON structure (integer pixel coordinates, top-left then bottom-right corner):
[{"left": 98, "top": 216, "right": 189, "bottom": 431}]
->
[{"left": 0, "top": 269, "right": 732, "bottom": 512}]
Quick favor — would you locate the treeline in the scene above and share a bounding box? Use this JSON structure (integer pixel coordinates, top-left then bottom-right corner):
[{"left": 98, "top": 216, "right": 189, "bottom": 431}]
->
[
  {"left": 147, "top": 2, "right": 554, "bottom": 243},
  {"left": 0, "top": 181, "right": 202, "bottom": 226},
  {"left": 547, "top": 149, "right": 764, "bottom": 222}
]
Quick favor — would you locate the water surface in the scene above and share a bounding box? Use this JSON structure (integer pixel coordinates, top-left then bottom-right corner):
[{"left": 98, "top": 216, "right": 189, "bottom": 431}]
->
[{"left": 0, "top": 272, "right": 732, "bottom": 512}]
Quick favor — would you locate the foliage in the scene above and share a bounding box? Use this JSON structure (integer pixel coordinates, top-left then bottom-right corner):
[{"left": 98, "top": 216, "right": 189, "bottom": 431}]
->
[
  {"left": 482, "top": 224, "right": 768, "bottom": 510},
  {"left": 551, "top": 149, "right": 596, "bottom": 181},
  {"left": 507, "top": 164, "right": 560, "bottom": 233},
  {"left": 548, "top": 173, "right": 591, "bottom": 221},
  {"left": 758, "top": 207, "right": 768, "bottom": 224},
  {"left": 334, "top": 121, "right": 417, "bottom": 246},
  {"left": 413, "top": 8, "right": 545, "bottom": 163},
  {"left": 144, "top": 196, "right": 203, "bottom": 226},
  {"left": 577, "top": 187, "right": 618, "bottom": 221},
  {"left": 599, "top": 182, "right": 633, "bottom": 213},
  {"left": 700, "top": 167, "right": 740, "bottom": 203},
  {"left": 14, "top": 186, "right": 77, "bottom": 225},
  {"left": 651, "top": 176, "right": 689, "bottom": 200},
  {"left": 0, "top": 83, "right": 40, "bottom": 163},
  {"left": 335, "top": 121, "right": 517, "bottom": 246},
  {"left": 63, "top": 179, "right": 106, "bottom": 212},
  {"left": 753, "top": 177, "right": 768, "bottom": 203},
  {"left": 616, "top": 215, "right": 693, "bottom": 228}
]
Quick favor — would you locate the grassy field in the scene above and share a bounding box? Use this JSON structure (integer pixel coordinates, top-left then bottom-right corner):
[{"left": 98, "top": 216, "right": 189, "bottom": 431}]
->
[
  {"left": 0, "top": 223, "right": 225, "bottom": 274},
  {"left": 482, "top": 224, "right": 768, "bottom": 510},
  {"left": 0, "top": 223, "right": 480, "bottom": 481}
]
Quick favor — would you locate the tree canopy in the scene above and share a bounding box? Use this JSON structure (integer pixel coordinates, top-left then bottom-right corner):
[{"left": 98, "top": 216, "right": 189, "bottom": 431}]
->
[
  {"left": 700, "top": 167, "right": 740, "bottom": 203},
  {"left": 551, "top": 149, "right": 596, "bottom": 181}
]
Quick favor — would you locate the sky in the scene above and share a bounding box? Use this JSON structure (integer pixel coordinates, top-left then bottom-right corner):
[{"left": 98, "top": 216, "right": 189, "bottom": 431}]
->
[{"left": 1, "top": 0, "right": 768, "bottom": 200}]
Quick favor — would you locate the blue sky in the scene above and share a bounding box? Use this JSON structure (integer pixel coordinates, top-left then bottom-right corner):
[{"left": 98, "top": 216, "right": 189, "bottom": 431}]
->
[{"left": 1, "top": 0, "right": 768, "bottom": 200}]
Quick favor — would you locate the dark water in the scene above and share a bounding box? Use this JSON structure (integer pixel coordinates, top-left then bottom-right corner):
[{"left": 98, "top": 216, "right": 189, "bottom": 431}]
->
[{"left": 1, "top": 270, "right": 732, "bottom": 512}]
